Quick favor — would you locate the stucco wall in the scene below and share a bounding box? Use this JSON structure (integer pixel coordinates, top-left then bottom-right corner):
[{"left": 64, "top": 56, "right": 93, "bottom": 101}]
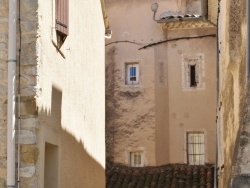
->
[
  {"left": 217, "top": 0, "right": 247, "bottom": 187},
  {"left": 0, "top": 0, "right": 106, "bottom": 187},
  {"left": 167, "top": 28, "right": 217, "bottom": 164},
  {"left": 105, "top": 0, "right": 217, "bottom": 166},
  {"left": 36, "top": 0, "right": 106, "bottom": 187}
]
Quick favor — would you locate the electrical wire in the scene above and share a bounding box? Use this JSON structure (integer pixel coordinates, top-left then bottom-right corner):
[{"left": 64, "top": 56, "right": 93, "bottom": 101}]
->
[
  {"left": 17, "top": 0, "right": 21, "bottom": 187},
  {"left": 138, "top": 34, "right": 216, "bottom": 50}
]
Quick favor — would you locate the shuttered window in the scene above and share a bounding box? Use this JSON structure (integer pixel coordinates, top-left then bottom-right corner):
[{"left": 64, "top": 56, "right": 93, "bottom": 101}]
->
[{"left": 56, "top": 0, "right": 69, "bottom": 36}]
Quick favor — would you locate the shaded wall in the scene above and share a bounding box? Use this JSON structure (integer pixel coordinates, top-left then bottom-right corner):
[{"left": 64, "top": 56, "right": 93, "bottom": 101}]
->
[{"left": 217, "top": 0, "right": 247, "bottom": 187}]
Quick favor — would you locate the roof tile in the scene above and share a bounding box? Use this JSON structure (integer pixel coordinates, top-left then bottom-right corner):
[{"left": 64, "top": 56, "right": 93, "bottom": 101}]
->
[{"left": 106, "top": 164, "right": 214, "bottom": 188}]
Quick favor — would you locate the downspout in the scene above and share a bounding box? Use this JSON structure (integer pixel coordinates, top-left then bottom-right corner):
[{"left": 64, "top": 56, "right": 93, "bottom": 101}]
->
[
  {"left": 247, "top": 0, "right": 250, "bottom": 78},
  {"left": 7, "top": 0, "right": 17, "bottom": 187}
]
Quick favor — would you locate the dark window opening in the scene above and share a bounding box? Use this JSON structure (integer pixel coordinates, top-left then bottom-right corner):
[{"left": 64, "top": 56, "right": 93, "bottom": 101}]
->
[
  {"left": 56, "top": 31, "right": 67, "bottom": 49},
  {"left": 190, "top": 65, "right": 197, "bottom": 87}
]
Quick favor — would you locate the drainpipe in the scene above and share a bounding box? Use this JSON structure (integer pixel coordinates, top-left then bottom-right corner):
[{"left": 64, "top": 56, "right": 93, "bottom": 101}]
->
[
  {"left": 7, "top": 0, "right": 17, "bottom": 187},
  {"left": 247, "top": 0, "right": 250, "bottom": 78}
]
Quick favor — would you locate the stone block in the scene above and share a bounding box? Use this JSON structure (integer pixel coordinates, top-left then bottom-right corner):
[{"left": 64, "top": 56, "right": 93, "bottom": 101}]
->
[
  {"left": 0, "top": 42, "right": 6, "bottom": 51},
  {"left": 0, "top": 104, "right": 6, "bottom": 119},
  {"left": 0, "top": 178, "right": 5, "bottom": 187},
  {"left": 0, "top": 96, "right": 7, "bottom": 106},
  {"left": 0, "top": 51, "right": 7, "bottom": 60},
  {"left": 0, "top": 158, "right": 6, "bottom": 168},
  {"left": 21, "top": 117, "right": 38, "bottom": 129},
  {"left": 20, "top": 166, "right": 35, "bottom": 178},
  {"left": 0, "top": 119, "right": 6, "bottom": 130},
  {"left": 20, "top": 41, "right": 37, "bottom": 65},
  {"left": 20, "top": 75, "right": 37, "bottom": 87},
  {"left": 20, "top": 130, "right": 36, "bottom": 144},
  {"left": 20, "top": 86, "right": 36, "bottom": 97},
  {"left": 21, "top": 65, "right": 37, "bottom": 76},
  {"left": 21, "top": 0, "right": 38, "bottom": 14},
  {"left": 0, "top": 67, "right": 7, "bottom": 80},
  {"left": 0, "top": 85, "right": 7, "bottom": 95},
  {"left": 0, "top": 142, "right": 6, "bottom": 158},
  {"left": 21, "top": 21, "right": 38, "bottom": 35},
  {"left": 20, "top": 176, "right": 38, "bottom": 188},
  {"left": 0, "top": 167, "right": 6, "bottom": 177},
  {"left": 21, "top": 34, "right": 37, "bottom": 45},
  {"left": 21, "top": 145, "right": 39, "bottom": 164},
  {"left": 20, "top": 100, "right": 37, "bottom": 116},
  {"left": 0, "top": 34, "right": 7, "bottom": 43}
]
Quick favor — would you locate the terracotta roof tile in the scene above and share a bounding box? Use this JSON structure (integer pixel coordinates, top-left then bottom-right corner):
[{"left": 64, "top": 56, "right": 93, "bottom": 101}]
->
[{"left": 106, "top": 164, "right": 214, "bottom": 188}]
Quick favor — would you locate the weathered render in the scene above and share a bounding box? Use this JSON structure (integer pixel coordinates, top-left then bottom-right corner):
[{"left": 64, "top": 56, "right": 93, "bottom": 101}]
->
[
  {"left": 0, "top": 0, "right": 106, "bottom": 187},
  {"left": 105, "top": 0, "right": 217, "bottom": 167},
  {"left": 217, "top": 0, "right": 249, "bottom": 187}
]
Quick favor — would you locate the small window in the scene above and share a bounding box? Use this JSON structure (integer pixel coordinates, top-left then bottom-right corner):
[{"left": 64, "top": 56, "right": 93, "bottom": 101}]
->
[
  {"left": 189, "top": 65, "right": 197, "bottom": 87},
  {"left": 187, "top": 132, "right": 205, "bottom": 165},
  {"left": 130, "top": 152, "right": 143, "bottom": 167},
  {"left": 56, "top": 0, "right": 69, "bottom": 48},
  {"left": 125, "top": 63, "right": 139, "bottom": 85}
]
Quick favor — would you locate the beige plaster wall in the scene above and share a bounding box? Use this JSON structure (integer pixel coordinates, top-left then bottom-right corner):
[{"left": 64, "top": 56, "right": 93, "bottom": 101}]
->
[
  {"left": 35, "top": 0, "right": 106, "bottom": 187},
  {"left": 106, "top": 0, "right": 217, "bottom": 166},
  {"left": 167, "top": 28, "right": 217, "bottom": 164}
]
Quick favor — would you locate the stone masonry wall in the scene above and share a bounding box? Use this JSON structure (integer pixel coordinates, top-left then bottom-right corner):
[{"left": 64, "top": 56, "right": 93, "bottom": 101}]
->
[
  {"left": 0, "top": 0, "right": 39, "bottom": 187},
  {"left": 218, "top": 0, "right": 247, "bottom": 187}
]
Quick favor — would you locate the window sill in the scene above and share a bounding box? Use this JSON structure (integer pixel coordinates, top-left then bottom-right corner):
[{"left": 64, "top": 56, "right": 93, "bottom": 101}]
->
[{"left": 52, "top": 40, "right": 66, "bottom": 59}]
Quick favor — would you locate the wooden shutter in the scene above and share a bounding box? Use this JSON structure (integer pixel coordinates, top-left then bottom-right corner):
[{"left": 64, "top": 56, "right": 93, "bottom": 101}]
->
[{"left": 56, "top": 0, "right": 69, "bottom": 35}]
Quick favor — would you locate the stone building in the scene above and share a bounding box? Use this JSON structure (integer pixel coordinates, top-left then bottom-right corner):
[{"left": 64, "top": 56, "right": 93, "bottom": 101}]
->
[
  {"left": 105, "top": 0, "right": 218, "bottom": 168},
  {"left": 0, "top": 0, "right": 107, "bottom": 187},
  {"left": 216, "top": 0, "right": 250, "bottom": 187}
]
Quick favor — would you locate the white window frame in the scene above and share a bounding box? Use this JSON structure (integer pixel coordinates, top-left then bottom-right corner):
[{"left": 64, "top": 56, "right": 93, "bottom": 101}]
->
[
  {"left": 130, "top": 151, "right": 144, "bottom": 167},
  {"left": 187, "top": 132, "right": 205, "bottom": 165},
  {"left": 125, "top": 63, "right": 139, "bottom": 85}
]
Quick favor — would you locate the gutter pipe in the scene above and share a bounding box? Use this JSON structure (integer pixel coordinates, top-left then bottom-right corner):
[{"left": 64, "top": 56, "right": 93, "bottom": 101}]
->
[
  {"left": 7, "top": 0, "right": 17, "bottom": 187},
  {"left": 247, "top": 0, "right": 250, "bottom": 78}
]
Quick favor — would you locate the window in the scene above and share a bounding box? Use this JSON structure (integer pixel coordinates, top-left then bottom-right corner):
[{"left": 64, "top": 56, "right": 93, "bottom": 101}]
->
[
  {"left": 56, "top": 0, "right": 69, "bottom": 48},
  {"left": 125, "top": 63, "right": 139, "bottom": 85},
  {"left": 130, "top": 152, "right": 143, "bottom": 167},
  {"left": 182, "top": 54, "right": 204, "bottom": 91},
  {"left": 189, "top": 65, "right": 197, "bottom": 87},
  {"left": 187, "top": 132, "right": 205, "bottom": 165}
]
